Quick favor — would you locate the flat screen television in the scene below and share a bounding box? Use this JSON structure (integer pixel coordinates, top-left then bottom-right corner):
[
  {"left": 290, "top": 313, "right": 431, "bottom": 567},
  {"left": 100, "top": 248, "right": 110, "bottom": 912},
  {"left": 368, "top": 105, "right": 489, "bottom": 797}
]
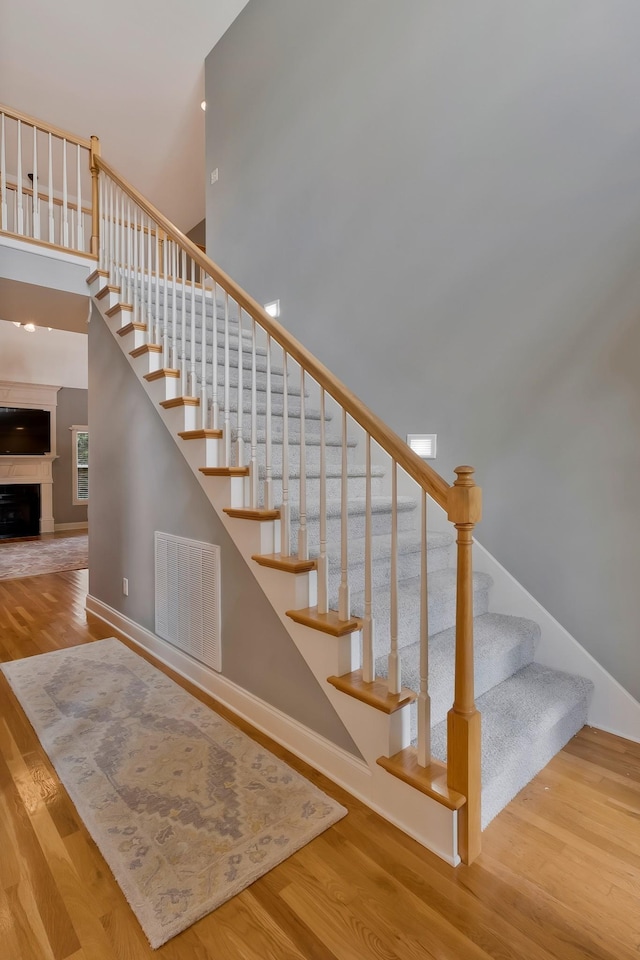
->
[{"left": 0, "top": 407, "right": 51, "bottom": 455}]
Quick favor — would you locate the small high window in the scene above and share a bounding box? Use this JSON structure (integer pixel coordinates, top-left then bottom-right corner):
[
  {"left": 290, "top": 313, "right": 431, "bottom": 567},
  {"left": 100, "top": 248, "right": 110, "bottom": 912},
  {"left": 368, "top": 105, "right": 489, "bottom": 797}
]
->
[{"left": 71, "top": 425, "right": 89, "bottom": 504}]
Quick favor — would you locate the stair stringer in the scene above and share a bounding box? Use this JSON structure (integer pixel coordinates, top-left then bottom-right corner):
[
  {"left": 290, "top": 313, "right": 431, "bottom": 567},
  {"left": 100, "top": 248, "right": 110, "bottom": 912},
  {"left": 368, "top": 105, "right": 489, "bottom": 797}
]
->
[{"left": 90, "top": 286, "right": 462, "bottom": 866}]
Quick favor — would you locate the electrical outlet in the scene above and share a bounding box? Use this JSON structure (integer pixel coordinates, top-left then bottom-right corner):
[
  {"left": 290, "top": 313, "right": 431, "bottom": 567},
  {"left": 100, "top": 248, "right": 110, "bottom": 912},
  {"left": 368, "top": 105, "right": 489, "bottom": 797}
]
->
[
  {"left": 210, "top": 168, "right": 218, "bottom": 184},
  {"left": 122, "top": 577, "right": 129, "bottom": 596}
]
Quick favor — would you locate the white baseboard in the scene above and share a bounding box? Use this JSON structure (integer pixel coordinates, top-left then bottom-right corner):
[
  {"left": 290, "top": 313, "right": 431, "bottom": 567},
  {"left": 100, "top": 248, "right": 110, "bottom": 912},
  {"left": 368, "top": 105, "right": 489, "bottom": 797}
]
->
[
  {"left": 54, "top": 522, "right": 89, "bottom": 531},
  {"left": 85, "top": 593, "right": 459, "bottom": 866}
]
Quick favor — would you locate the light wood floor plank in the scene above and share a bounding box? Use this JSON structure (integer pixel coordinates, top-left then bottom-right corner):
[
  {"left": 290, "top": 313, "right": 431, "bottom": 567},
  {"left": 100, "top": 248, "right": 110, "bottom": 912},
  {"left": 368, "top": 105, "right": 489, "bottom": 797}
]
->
[{"left": 0, "top": 560, "right": 638, "bottom": 959}]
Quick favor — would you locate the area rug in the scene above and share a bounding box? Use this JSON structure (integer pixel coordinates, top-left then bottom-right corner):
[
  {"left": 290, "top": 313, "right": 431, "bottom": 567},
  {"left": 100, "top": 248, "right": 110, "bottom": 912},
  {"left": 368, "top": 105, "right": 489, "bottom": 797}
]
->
[
  {"left": 0, "top": 534, "right": 88, "bottom": 580},
  {"left": 1, "top": 638, "right": 347, "bottom": 947}
]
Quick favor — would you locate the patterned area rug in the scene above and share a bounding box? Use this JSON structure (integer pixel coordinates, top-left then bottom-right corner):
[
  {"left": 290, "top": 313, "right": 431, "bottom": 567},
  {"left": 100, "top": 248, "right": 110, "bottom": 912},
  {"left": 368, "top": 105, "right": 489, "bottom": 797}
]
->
[
  {"left": 1, "top": 638, "right": 347, "bottom": 947},
  {"left": 0, "top": 534, "right": 88, "bottom": 580}
]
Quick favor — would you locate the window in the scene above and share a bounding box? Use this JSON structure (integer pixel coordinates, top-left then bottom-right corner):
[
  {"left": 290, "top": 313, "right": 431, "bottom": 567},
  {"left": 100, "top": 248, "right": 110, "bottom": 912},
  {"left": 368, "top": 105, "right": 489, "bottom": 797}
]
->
[{"left": 71, "top": 425, "right": 89, "bottom": 505}]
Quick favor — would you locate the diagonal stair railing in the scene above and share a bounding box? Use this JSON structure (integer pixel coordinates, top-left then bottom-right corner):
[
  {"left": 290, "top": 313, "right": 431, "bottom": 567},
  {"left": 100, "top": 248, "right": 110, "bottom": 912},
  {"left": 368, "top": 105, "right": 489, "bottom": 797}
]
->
[{"left": 0, "top": 108, "right": 483, "bottom": 863}]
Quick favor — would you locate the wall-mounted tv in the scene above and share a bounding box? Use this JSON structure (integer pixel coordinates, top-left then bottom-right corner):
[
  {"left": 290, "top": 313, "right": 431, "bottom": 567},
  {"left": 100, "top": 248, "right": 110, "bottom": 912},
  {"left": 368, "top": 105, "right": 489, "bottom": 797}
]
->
[{"left": 0, "top": 407, "right": 51, "bottom": 455}]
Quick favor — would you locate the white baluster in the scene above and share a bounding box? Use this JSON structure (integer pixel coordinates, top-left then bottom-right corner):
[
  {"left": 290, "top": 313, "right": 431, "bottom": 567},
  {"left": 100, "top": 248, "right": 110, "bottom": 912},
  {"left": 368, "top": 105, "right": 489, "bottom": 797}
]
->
[
  {"left": 171, "top": 247, "right": 178, "bottom": 372},
  {"left": 298, "top": 369, "right": 308, "bottom": 560},
  {"left": 125, "top": 199, "right": 132, "bottom": 304},
  {"left": 114, "top": 187, "right": 120, "bottom": 289},
  {"left": 16, "top": 120, "right": 24, "bottom": 235},
  {"left": 163, "top": 237, "right": 170, "bottom": 366},
  {"left": 236, "top": 304, "right": 244, "bottom": 466},
  {"left": 0, "top": 114, "right": 6, "bottom": 230},
  {"left": 139, "top": 212, "right": 147, "bottom": 324},
  {"left": 190, "top": 267, "right": 197, "bottom": 399},
  {"left": 317, "top": 387, "right": 329, "bottom": 614},
  {"left": 211, "top": 281, "right": 219, "bottom": 430},
  {"left": 62, "top": 138, "right": 69, "bottom": 246},
  {"left": 31, "top": 126, "right": 40, "bottom": 240},
  {"left": 76, "top": 144, "right": 83, "bottom": 250},
  {"left": 132, "top": 205, "right": 139, "bottom": 323},
  {"left": 154, "top": 231, "right": 161, "bottom": 345},
  {"left": 388, "top": 460, "right": 401, "bottom": 694},
  {"left": 362, "top": 432, "right": 375, "bottom": 682},
  {"left": 338, "top": 408, "right": 350, "bottom": 619},
  {"left": 180, "top": 249, "right": 187, "bottom": 391},
  {"left": 249, "top": 317, "right": 258, "bottom": 507},
  {"left": 147, "top": 217, "right": 153, "bottom": 334},
  {"left": 200, "top": 273, "right": 209, "bottom": 428},
  {"left": 417, "top": 487, "right": 431, "bottom": 766},
  {"left": 107, "top": 179, "right": 114, "bottom": 282},
  {"left": 264, "top": 335, "right": 273, "bottom": 510},
  {"left": 223, "top": 291, "right": 231, "bottom": 464},
  {"left": 280, "top": 352, "right": 290, "bottom": 556},
  {"left": 47, "top": 133, "right": 54, "bottom": 243}
]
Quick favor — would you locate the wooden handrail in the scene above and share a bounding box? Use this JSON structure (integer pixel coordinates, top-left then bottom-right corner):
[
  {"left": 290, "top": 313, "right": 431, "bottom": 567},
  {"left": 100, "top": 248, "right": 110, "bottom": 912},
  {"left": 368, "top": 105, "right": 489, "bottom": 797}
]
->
[
  {"left": 0, "top": 102, "right": 92, "bottom": 150},
  {"left": 96, "top": 155, "right": 451, "bottom": 509}
]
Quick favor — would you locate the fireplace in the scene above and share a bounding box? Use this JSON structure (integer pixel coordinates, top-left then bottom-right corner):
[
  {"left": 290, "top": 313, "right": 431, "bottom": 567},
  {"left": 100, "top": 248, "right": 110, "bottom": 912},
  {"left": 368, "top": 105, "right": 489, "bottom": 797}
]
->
[{"left": 0, "top": 484, "right": 41, "bottom": 539}]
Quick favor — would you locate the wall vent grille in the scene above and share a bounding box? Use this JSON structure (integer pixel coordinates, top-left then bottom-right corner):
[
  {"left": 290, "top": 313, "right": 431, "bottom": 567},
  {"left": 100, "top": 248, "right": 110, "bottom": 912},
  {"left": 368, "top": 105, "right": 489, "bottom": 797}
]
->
[{"left": 154, "top": 531, "right": 221, "bottom": 672}]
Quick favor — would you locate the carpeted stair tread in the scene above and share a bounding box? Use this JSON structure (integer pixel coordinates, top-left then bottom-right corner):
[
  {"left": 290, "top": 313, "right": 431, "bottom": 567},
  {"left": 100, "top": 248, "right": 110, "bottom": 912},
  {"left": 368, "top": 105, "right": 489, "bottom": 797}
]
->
[
  {"left": 289, "top": 495, "right": 417, "bottom": 524},
  {"left": 348, "top": 569, "right": 492, "bottom": 650},
  {"left": 430, "top": 662, "right": 594, "bottom": 827},
  {"left": 325, "top": 529, "right": 453, "bottom": 565},
  {"left": 377, "top": 612, "right": 540, "bottom": 729}
]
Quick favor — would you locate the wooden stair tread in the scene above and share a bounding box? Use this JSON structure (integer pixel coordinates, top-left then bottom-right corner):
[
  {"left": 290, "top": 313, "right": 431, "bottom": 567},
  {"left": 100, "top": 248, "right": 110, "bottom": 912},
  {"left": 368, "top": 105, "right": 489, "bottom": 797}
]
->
[
  {"left": 327, "top": 669, "right": 416, "bottom": 714},
  {"left": 252, "top": 553, "right": 317, "bottom": 574},
  {"left": 286, "top": 606, "right": 363, "bottom": 636},
  {"left": 223, "top": 508, "right": 280, "bottom": 521},
  {"left": 178, "top": 429, "right": 223, "bottom": 440},
  {"left": 200, "top": 466, "right": 249, "bottom": 477},
  {"left": 87, "top": 268, "right": 109, "bottom": 285},
  {"left": 144, "top": 368, "right": 180, "bottom": 381},
  {"left": 130, "top": 343, "right": 163, "bottom": 357},
  {"left": 377, "top": 748, "right": 466, "bottom": 811},
  {"left": 160, "top": 396, "right": 199, "bottom": 409},
  {"left": 106, "top": 302, "right": 134, "bottom": 318},
  {"left": 96, "top": 284, "right": 121, "bottom": 300},
  {"left": 117, "top": 321, "right": 146, "bottom": 337}
]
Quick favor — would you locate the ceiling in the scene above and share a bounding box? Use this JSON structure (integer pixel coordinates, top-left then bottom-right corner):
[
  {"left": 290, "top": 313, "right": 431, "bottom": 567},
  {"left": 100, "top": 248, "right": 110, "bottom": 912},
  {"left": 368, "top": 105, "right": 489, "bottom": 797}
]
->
[{"left": 0, "top": 0, "right": 250, "bottom": 234}]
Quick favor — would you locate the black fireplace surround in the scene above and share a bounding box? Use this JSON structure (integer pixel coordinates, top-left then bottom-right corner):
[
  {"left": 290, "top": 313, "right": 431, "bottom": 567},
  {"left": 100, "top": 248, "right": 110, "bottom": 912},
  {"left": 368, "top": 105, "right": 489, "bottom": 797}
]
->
[{"left": 0, "top": 484, "right": 40, "bottom": 539}]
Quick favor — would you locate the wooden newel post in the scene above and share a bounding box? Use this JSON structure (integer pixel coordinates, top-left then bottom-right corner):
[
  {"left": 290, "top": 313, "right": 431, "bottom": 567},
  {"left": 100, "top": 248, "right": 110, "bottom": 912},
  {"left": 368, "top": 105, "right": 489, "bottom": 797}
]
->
[
  {"left": 447, "top": 465, "right": 482, "bottom": 864},
  {"left": 90, "top": 135, "right": 100, "bottom": 258}
]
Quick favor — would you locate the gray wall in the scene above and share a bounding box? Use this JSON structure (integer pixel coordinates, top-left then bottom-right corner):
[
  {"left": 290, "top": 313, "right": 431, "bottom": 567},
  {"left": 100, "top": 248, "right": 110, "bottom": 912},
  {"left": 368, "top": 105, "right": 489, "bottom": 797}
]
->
[
  {"left": 53, "top": 387, "right": 88, "bottom": 525},
  {"left": 205, "top": 0, "right": 640, "bottom": 700},
  {"left": 88, "top": 307, "right": 360, "bottom": 754}
]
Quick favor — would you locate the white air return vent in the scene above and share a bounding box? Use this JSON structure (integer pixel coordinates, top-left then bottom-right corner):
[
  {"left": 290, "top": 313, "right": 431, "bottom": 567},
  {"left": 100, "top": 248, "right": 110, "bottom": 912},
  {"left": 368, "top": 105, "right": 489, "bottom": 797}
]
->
[{"left": 155, "top": 532, "right": 221, "bottom": 672}]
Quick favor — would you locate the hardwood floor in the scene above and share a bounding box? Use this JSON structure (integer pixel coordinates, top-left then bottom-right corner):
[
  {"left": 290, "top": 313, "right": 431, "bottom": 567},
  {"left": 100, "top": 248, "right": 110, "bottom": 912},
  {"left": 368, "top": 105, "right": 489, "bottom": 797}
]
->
[{"left": 0, "top": 566, "right": 638, "bottom": 959}]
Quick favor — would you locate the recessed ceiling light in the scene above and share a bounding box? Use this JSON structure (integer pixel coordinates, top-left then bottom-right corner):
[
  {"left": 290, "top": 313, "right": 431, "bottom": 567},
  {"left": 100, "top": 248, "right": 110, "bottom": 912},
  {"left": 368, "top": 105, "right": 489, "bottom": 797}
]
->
[
  {"left": 12, "top": 321, "right": 21, "bottom": 328},
  {"left": 48, "top": 327, "right": 52, "bottom": 332},
  {"left": 200, "top": 100, "right": 207, "bottom": 111},
  {"left": 24, "top": 323, "right": 36, "bottom": 333}
]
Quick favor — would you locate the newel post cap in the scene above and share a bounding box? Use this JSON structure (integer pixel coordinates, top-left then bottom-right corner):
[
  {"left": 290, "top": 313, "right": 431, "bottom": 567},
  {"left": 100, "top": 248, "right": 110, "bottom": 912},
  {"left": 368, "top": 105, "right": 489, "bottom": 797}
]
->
[{"left": 447, "top": 465, "right": 482, "bottom": 525}]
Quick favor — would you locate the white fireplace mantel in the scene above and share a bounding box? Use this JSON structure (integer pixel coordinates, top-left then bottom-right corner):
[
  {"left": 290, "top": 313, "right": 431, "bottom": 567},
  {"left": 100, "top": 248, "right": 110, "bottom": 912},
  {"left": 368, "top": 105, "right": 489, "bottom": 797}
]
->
[{"left": 0, "top": 381, "right": 60, "bottom": 533}]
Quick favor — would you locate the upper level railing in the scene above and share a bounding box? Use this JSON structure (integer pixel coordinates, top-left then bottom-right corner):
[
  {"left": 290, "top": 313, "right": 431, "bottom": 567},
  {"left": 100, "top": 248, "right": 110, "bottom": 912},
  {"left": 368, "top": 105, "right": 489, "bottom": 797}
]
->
[
  {"left": 0, "top": 105, "right": 483, "bottom": 864},
  {"left": 0, "top": 103, "right": 97, "bottom": 256}
]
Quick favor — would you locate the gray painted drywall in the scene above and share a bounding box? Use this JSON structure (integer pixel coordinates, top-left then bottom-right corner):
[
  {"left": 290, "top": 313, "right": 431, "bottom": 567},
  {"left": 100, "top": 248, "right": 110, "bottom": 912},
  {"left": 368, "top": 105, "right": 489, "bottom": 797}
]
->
[
  {"left": 52, "top": 387, "right": 88, "bottom": 525},
  {"left": 205, "top": 0, "right": 640, "bottom": 700},
  {"left": 87, "top": 307, "right": 360, "bottom": 754}
]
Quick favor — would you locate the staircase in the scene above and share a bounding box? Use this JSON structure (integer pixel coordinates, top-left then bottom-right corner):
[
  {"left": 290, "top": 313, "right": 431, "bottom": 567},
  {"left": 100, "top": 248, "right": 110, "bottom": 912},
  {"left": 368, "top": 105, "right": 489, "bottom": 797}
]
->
[
  {"left": 88, "top": 243, "right": 593, "bottom": 841},
  {"left": 0, "top": 103, "right": 596, "bottom": 866}
]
